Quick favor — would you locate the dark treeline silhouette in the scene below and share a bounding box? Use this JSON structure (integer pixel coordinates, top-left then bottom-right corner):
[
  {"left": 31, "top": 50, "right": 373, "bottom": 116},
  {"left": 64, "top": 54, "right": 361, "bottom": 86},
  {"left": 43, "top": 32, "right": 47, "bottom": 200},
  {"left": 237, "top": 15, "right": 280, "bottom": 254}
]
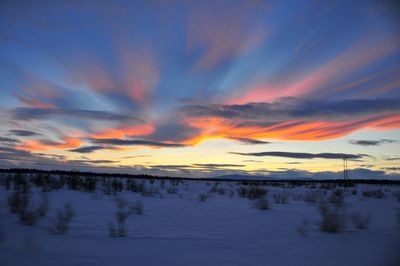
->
[{"left": 0, "top": 168, "right": 399, "bottom": 186}]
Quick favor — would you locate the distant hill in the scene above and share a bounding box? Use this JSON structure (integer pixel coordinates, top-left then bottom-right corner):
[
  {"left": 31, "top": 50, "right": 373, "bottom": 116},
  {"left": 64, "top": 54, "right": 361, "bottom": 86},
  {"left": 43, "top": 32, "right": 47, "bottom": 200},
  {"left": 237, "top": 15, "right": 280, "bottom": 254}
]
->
[{"left": 213, "top": 174, "right": 314, "bottom": 181}]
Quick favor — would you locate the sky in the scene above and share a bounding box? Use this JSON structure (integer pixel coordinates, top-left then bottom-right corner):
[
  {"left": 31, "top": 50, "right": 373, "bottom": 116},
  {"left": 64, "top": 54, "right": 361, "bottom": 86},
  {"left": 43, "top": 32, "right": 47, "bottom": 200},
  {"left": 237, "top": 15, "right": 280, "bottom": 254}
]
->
[{"left": 0, "top": 0, "right": 399, "bottom": 179}]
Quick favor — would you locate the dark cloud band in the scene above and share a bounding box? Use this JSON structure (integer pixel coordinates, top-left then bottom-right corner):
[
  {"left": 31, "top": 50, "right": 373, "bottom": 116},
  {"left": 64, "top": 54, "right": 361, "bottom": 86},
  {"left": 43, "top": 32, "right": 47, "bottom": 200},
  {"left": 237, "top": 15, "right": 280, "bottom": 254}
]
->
[{"left": 231, "top": 151, "right": 368, "bottom": 160}]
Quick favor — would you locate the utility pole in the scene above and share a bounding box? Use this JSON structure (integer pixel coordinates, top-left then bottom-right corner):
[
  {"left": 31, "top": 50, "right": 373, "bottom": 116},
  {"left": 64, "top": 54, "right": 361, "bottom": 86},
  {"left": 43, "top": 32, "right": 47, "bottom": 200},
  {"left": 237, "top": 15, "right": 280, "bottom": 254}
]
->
[{"left": 343, "top": 156, "right": 348, "bottom": 191}]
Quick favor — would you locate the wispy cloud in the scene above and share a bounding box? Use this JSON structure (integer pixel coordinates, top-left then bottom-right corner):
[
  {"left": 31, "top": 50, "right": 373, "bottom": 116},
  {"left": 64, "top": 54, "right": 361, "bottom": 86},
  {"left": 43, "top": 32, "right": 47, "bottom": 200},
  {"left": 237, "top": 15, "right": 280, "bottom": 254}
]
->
[
  {"left": 91, "top": 138, "right": 186, "bottom": 148},
  {"left": 8, "top": 129, "right": 41, "bottom": 137},
  {"left": 0, "top": 137, "right": 19, "bottom": 144},
  {"left": 231, "top": 151, "right": 368, "bottom": 160},
  {"left": 11, "top": 108, "right": 143, "bottom": 123},
  {"left": 349, "top": 139, "right": 397, "bottom": 146},
  {"left": 229, "top": 137, "right": 271, "bottom": 145},
  {"left": 182, "top": 97, "right": 400, "bottom": 121},
  {"left": 69, "top": 146, "right": 108, "bottom": 154},
  {"left": 193, "top": 163, "right": 244, "bottom": 168}
]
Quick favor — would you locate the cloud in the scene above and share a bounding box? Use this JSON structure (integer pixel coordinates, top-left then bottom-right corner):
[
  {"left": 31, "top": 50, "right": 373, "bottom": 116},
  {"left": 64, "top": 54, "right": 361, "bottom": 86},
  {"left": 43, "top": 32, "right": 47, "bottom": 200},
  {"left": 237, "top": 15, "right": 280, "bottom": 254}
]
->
[
  {"left": 349, "top": 139, "right": 397, "bottom": 146},
  {"left": 91, "top": 138, "right": 186, "bottom": 148},
  {"left": 385, "top": 157, "right": 400, "bottom": 161},
  {"left": 8, "top": 129, "right": 41, "bottom": 137},
  {"left": 382, "top": 167, "right": 400, "bottom": 171},
  {"left": 148, "top": 121, "right": 201, "bottom": 143},
  {"left": 231, "top": 151, "right": 368, "bottom": 160},
  {"left": 193, "top": 163, "right": 244, "bottom": 168},
  {"left": 69, "top": 146, "right": 108, "bottom": 153},
  {"left": 182, "top": 97, "right": 400, "bottom": 121},
  {"left": 89, "top": 124, "right": 154, "bottom": 139},
  {"left": 11, "top": 107, "right": 143, "bottom": 123},
  {"left": 150, "top": 165, "right": 192, "bottom": 169},
  {"left": 0, "top": 137, "right": 20, "bottom": 144},
  {"left": 17, "top": 137, "right": 82, "bottom": 151},
  {"left": 181, "top": 97, "right": 400, "bottom": 142},
  {"left": 227, "top": 34, "right": 400, "bottom": 104},
  {"left": 230, "top": 137, "right": 271, "bottom": 145},
  {"left": 68, "top": 159, "right": 118, "bottom": 164},
  {"left": 187, "top": 1, "right": 268, "bottom": 69}
]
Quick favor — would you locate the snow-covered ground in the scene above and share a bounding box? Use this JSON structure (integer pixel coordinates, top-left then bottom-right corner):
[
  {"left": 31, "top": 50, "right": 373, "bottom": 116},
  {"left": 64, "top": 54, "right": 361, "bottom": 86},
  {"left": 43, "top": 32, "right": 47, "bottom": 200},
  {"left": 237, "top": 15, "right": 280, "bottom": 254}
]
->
[{"left": 0, "top": 174, "right": 399, "bottom": 266}]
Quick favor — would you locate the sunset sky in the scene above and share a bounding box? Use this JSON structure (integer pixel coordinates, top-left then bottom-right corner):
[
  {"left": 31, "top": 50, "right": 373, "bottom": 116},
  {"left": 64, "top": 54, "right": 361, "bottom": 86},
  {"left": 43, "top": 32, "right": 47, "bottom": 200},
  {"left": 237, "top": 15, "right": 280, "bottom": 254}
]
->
[{"left": 0, "top": 0, "right": 399, "bottom": 179}]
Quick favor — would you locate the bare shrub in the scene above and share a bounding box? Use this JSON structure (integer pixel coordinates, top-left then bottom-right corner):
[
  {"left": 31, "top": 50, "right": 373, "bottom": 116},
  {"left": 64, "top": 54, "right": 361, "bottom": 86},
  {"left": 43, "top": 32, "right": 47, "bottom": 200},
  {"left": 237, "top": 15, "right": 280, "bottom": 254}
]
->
[
  {"left": 362, "top": 189, "right": 385, "bottom": 199},
  {"left": 303, "top": 190, "right": 323, "bottom": 204},
  {"left": 319, "top": 183, "right": 337, "bottom": 190},
  {"left": 0, "top": 208, "right": 3, "bottom": 243},
  {"left": 254, "top": 198, "right": 270, "bottom": 210},
  {"left": 238, "top": 186, "right": 267, "bottom": 200},
  {"left": 318, "top": 202, "right": 346, "bottom": 233},
  {"left": 198, "top": 193, "right": 208, "bottom": 202},
  {"left": 397, "top": 209, "right": 400, "bottom": 229},
  {"left": 131, "top": 201, "right": 143, "bottom": 215},
  {"left": 292, "top": 194, "right": 303, "bottom": 201},
  {"left": 329, "top": 189, "right": 344, "bottom": 207},
  {"left": 297, "top": 218, "right": 310, "bottom": 237},
  {"left": 167, "top": 187, "right": 178, "bottom": 194},
  {"left": 19, "top": 208, "right": 39, "bottom": 225},
  {"left": 351, "top": 211, "right": 371, "bottom": 229},
  {"left": 108, "top": 222, "right": 117, "bottom": 237},
  {"left": 37, "top": 193, "right": 49, "bottom": 218},
  {"left": 49, "top": 203, "right": 74, "bottom": 234},
  {"left": 210, "top": 186, "right": 225, "bottom": 195},
  {"left": 8, "top": 191, "right": 39, "bottom": 225},
  {"left": 392, "top": 191, "right": 400, "bottom": 202},
  {"left": 108, "top": 197, "right": 141, "bottom": 237},
  {"left": 273, "top": 191, "right": 290, "bottom": 204},
  {"left": 8, "top": 191, "right": 50, "bottom": 225},
  {"left": 8, "top": 191, "right": 27, "bottom": 214}
]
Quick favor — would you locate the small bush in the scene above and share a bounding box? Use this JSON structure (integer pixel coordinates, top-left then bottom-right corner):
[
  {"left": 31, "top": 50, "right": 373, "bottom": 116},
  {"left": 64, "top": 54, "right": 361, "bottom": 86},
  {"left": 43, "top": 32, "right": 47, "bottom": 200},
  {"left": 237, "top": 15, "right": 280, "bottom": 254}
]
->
[
  {"left": 392, "top": 191, "right": 400, "bottom": 202},
  {"left": 19, "top": 209, "right": 39, "bottom": 225},
  {"left": 131, "top": 201, "right": 143, "bottom": 215},
  {"left": 351, "top": 211, "right": 371, "bottom": 229},
  {"left": 362, "top": 189, "right": 385, "bottom": 199},
  {"left": 37, "top": 193, "right": 49, "bottom": 217},
  {"left": 8, "top": 192, "right": 28, "bottom": 214},
  {"left": 238, "top": 186, "right": 267, "bottom": 200},
  {"left": 108, "top": 222, "right": 117, "bottom": 237},
  {"left": 254, "top": 198, "right": 270, "bottom": 210},
  {"left": 329, "top": 189, "right": 344, "bottom": 207},
  {"left": 197, "top": 193, "right": 208, "bottom": 202},
  {"left": 273, "top": 191, "right": 290, "bottom": 204},
  {"left": 8, "top": 191, "right": 50, "bottom": 225},
  {"left": 167, "top": 187, "right": 178, "bottom": 194},
  {"left": 319, "top": 183, "right": 337, "bottom": 190},
  {"left": 303, "top": 190, "right": 323, "bottom": 204},
  {"left": 296, "top": 219, "right": 310, "bottom": 237},
  {"left": 49, "top": 203, "right": 74, "bottom": 234},
  {"left": 319, "top": 202, "right": 346, "bottom": 233},
  {"left": 108, "top": 197, "right": 141, "bottom": 237}
]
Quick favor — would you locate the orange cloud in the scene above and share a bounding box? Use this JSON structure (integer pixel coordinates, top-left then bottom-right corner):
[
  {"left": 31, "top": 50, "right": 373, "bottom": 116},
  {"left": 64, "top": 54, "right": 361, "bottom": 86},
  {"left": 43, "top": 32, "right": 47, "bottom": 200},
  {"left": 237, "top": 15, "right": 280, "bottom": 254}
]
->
[
  {"left": 183, "top": 114, "right": 400, "bottom": 143},
  {"left": 90, "top": 124, "right": 155, "bottom": 139},
  {"left": 17, "top": 137, "right": 82, "bottom": 152}
]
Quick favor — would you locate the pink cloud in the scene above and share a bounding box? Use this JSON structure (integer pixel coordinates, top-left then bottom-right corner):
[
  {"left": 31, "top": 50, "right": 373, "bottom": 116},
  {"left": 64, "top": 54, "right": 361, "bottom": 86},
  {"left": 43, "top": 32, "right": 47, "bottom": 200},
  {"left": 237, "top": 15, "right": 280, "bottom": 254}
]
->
[
  {"left": 228, "top": 34, "right": 400, "bottom": 104},
  {"left": 187, "top": 1, "right": 268, "bottom": 70},
  {"left": 117, "top": 40, "right": 159, "bottom": 103}
]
